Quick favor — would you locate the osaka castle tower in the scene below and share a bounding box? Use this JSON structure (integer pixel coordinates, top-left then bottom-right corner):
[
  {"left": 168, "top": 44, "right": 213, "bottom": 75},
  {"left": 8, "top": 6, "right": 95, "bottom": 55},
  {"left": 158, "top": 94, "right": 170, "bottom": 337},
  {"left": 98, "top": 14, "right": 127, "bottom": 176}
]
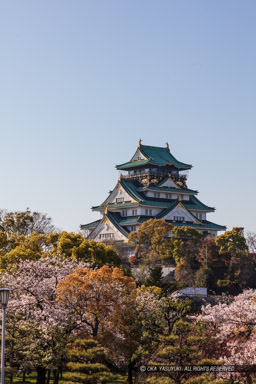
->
[{"left": 81, "top": 140, "right": 226, "bottom": 242}]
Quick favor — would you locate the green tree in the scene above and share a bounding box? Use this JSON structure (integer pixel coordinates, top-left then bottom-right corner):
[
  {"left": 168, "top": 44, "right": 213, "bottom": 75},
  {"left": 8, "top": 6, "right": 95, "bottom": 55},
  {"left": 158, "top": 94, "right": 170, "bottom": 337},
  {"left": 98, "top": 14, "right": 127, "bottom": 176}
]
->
[
  {"left": 65, "top": 338, "right": 118, "bottom": 384},
  {"left": 0, "top": 209, "right": 57, "bottom": 269},
  {"left": 146, "top": 266, "right": 163, "bottom": 286},
  {"left": 170, "top": 227, "right": 203, "bottom": 266},
  {"left": 170, "top": 227, "right": 203, "bottom": 286},
  {"left": 52, "top": 232, "right": 121, "bottom": 268},
  {"left": 0, "top": 209, "right": 56, "bottom": 236},
  {"left": 0, "top": 232, "right": 50, "bottom": 269},
  {"left": 216, "top": 227, "right": 248, "bottom": 259},
  {"left": 197, "top": 237, "right": 224, "bottom": 293},
  {"left": 194, "top": 266, "right": 213, "bottom": 288},
  {"left": 145, "top": 320, "right": 225, "bottom": 384},
  {"left": 215, "top": 227, "right": 250, "bottom": 294},
  {"left": 0, "top": 221, "right": 121, "bottom": 270},
  {"left": 3, "top": 314, "right": 33, "bottom": 384},
  {"left": 128, "top": 219, "right": 174, "bottom": 264}
]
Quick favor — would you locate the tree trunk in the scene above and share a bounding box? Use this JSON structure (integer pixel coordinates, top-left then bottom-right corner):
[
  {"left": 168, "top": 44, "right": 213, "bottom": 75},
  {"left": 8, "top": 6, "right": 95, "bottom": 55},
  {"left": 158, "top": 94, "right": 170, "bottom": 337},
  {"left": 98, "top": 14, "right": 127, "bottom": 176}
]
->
[
  {"left": 53, "top": 369, "right": 59, "bottom": 384},
  {"left": 92, "top": 319, "right": 99, "bottom": 337},
  {"left": 22, "top": 371, "right": 26, "bottom": 383},
  {"left": 36, "top": 367, "right": 46, "bottom": 384},
  {"left": 46, "top": 370, "right": 51, "bottom": 384},
  {"left": 127, "top": 363, "right": 133, "bottom": 384},
  {"left": 246, "top": 374, "right": 252, "bottom": 384}
]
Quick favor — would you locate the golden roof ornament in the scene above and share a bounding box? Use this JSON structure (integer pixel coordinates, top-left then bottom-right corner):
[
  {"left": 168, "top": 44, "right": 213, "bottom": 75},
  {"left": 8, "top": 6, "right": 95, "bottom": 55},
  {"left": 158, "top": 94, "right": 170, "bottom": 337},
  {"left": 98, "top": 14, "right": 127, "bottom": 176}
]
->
[
  {"left": 118, "top": 174, "right": 122, "bottom": 181},
  {"left": 166, "top": 142, "right": 169, "bottom": 149},
  {"left": 104, "top": 204, "right": 109, "bottom": 215},
  {"left": 138, "top": 138, "right": 142, "bottom": 148}
]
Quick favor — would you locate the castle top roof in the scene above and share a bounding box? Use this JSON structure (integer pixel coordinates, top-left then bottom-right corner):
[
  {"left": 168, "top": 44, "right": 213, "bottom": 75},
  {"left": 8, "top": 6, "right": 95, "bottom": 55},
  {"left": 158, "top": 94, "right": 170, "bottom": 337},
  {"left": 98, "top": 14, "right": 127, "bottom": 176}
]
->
[{"left": 116, "top": 143, "right": 192, "bottom": 171}]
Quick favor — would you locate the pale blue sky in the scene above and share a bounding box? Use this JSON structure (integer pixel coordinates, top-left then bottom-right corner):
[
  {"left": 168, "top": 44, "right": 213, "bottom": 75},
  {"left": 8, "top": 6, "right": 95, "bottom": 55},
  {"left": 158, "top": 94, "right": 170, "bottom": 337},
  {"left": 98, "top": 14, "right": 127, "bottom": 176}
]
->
[{"left": 0, "top": 1, "right": 255, "bottom": 233}]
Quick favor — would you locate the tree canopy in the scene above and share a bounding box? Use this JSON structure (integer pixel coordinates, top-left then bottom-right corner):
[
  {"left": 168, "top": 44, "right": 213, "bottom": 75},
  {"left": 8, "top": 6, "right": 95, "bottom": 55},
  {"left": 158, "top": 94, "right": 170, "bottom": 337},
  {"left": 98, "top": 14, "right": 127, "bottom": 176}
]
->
[{"left": 128, "top": 218, "right": 174, "bottom": 263}]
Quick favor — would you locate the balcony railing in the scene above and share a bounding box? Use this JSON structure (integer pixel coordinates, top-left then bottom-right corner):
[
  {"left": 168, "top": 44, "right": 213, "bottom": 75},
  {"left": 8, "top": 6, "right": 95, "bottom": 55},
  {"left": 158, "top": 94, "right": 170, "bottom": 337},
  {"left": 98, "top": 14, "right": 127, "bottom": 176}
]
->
[{"left": 121, "top": 171, "right": 187, "bottom": 184}]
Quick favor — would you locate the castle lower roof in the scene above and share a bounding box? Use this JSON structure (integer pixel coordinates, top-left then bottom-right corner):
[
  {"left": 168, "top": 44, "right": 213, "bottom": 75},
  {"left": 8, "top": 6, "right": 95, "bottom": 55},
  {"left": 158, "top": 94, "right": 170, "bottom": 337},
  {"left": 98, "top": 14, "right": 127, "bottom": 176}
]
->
[
  {"left": 92, "top": 182, "right": 214, "bottom": 213},
  {"left": 102, "top": 212, "right": 226, "bottom": 236},
  {"left": 137, "top": 185, "right": 198, "bottom": 195}
]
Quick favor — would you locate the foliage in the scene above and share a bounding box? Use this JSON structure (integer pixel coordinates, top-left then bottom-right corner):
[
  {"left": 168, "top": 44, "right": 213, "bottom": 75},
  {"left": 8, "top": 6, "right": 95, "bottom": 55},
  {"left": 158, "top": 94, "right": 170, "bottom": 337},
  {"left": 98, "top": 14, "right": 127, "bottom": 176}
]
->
[
  {"left": 57, "top": 266, "right": 136, "bottom": 337},
  {"left": 215, "top": 228, "right": 251, "bottom": 294},
  {"left": 197, "top": 237, "right": 224, "bottom": 293},
  {"left": 144, "top": 318, "right": 224, "bottom": 384},
  {"left": 194, "top": 266, "right": 213, "bottom": 288},
  {"left": 147, "top": 266, "right": 163, "bottom": 285},
  {"left": 0, "top": 209, "right": 56, "bottom": 236},
  {"left": 0, "top": 212, "right": 120, "bottom": 269},
  {"left": 170, "top": 226, "right": 203, "bottom": 266},
  {"left": 216, "top": 227, "right": 248, "bottom": 259},
  {"left": 3, "top": 313, "right": 32, "bottom": 384},
  {"left": 128, "top": 219, "right": 173, "bottom": 264},
  {"left": 65, "top": 337, "right": 118, "bottom": 384},
  {"left": 0, "top": 232, "right": 51, "bottom": 268},
  {"left": 170, "top": 227, "right": 202, "bottom": 286},
  {"left": 0, "top": 256, "right": 88, "bottom": 382},
  {"left": 49, "top": 232, "right": 121, "bottom": 268},
  {"left": 198, "top": 289, "right": 256, "bottom": 383},
  {"left": 0, "top": 209, "right": 57, "bottom": 268},
  {"left": 132, "top": 295, "right": 196, "bottom": 384},
  {"left": 174, "top": 260, "right": 195, "bottom": 287}
]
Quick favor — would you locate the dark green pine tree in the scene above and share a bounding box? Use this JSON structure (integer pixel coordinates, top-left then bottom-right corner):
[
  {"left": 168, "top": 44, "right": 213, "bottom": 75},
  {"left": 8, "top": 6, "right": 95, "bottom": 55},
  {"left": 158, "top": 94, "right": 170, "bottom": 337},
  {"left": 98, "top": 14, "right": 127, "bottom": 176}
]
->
[
  {"left": 65, "top": 338, "right": 118, "bottom": 384},
  {"left": 145, "top": 320, "right": 230, "bottom": 384},
  {"left": 147, "top": 266, "right": 164, "bottom": 287}
]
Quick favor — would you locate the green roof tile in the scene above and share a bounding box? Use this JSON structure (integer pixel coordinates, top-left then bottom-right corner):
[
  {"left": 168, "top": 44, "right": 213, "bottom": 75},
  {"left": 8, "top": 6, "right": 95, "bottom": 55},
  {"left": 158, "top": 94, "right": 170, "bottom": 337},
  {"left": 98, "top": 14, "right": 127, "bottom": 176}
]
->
[
  {"left": 119, "top": 216, "right": 148, "bottom": 226},
  {"left": 93, "top": 195, "right": 214, "bottom": 212},
  {"left": 137, "top": 185, "right": 197, "bottom": 194},
  {"left": 92, "top": 202, "right": 139, "bottom": 211},
  {"left": 183, "top": 196, "right": 215, "bottom": 211},
  {"left": 106, "top": 212, "right": 129, "bottom": 237},
  {"left": 165, "top": 220, "right": 226, "bottom": 231},
  {"left": 120, "top": 179, "right": 144, "bottom": 202},
  {"left": 80, "top": 220, "right": 101, "bottom": 230},
  {"left": 116, "top": 144, "right": 192, "bottom": 170},
  {"left": 156, "top": 201, "right": 181, "bottom": 219},
  {"left": 116, "top": 159, "right": 150, "bottom": 170}
]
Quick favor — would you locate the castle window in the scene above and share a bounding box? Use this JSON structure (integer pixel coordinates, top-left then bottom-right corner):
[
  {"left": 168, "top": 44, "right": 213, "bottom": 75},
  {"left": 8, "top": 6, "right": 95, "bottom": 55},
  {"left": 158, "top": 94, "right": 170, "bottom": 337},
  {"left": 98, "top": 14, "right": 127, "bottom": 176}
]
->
[
  {"left": 154, "top": 192, "right": 160, "bottom": 198},
  {"left": 99, "top": 233, "right": 114, "bottom": 239},
  {"left": 132, "top": 209, "right": 137, "bottom": 216},
  {"left": 116, "top": 197, "right": 124, "bottom": 203},
  {"left": 130, "top": 226, "right": 136, "bottom": 232},
  {"left": 174, "top": 216, "right": 185, "bottom": 222},
  {"left": 122, "top": 210, "right": 127, "bottom": 217}
]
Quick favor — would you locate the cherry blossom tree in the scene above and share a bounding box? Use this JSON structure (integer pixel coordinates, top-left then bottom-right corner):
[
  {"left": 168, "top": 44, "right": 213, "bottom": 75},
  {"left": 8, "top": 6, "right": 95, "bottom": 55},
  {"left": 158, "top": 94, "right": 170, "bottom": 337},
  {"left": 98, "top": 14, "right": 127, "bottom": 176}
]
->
[
  {"left": 0, "top": 256, "right": 88, "bottom": 384},
  {"left": 198, "top": 289, "right": 256, "bottom": 383}
]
